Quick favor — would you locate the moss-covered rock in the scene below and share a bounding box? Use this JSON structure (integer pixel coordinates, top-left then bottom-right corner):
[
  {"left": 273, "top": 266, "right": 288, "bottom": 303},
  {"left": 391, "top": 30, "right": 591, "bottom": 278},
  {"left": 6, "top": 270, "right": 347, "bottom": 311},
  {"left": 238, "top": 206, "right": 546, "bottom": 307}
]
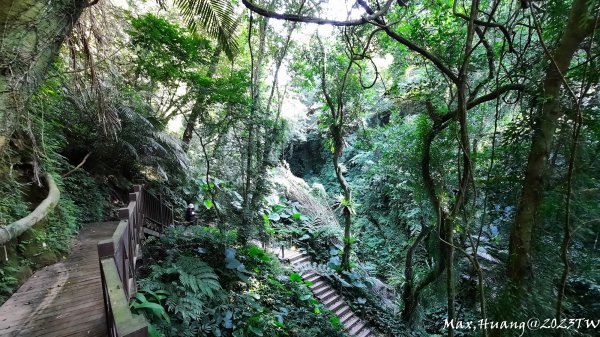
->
[
  {"left": 14, "top": 265, "right": 32, "bottom": 285},
  {"left": 32, "top": 250, "right": 59, "bottom": 268}
]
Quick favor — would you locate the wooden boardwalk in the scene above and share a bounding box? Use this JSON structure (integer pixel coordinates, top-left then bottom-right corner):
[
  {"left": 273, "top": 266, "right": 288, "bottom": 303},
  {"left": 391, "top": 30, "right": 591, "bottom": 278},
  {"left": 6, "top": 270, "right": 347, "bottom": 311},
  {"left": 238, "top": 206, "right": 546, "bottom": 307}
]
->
[{"left": 0, "top": 222, "right": 118, "bottom": 337}]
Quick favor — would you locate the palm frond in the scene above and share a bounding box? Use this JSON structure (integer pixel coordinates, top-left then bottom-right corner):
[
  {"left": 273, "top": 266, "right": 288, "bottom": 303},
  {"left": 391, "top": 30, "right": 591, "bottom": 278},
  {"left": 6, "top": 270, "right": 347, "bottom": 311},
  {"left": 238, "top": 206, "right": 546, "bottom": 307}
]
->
[
  {"left": 119, "top": 140, "right": 140, "bottom": 160},
  {"left": 173, "top": 0, "right": 240, "bottom": 60},
  {"left": 144, "top": 136, "right": 169, "bottom": 156}
]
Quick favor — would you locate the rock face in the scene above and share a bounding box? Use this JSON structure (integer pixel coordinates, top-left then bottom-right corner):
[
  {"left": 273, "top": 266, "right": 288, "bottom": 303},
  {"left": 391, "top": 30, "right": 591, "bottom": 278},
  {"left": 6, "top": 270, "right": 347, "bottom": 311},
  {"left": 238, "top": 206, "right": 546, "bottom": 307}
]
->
[{"left": 285, "top": 133, "right": 326, "bottom": 178}]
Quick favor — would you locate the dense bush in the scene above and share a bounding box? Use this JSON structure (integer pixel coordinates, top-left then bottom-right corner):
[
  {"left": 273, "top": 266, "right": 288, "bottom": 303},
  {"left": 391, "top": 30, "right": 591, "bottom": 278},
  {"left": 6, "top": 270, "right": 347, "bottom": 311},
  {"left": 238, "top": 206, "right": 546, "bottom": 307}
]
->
[{"left": 137, "top": 225, "right": 349, "bottom": 337}]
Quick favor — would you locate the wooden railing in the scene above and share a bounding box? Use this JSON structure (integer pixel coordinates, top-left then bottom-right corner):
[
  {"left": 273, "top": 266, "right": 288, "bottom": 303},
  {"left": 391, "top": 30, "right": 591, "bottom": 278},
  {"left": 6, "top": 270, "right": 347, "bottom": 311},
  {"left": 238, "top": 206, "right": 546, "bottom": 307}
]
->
[
  {"left": 97, "top": 185, "right": 173, "bottom": 337},
  {"left": 141, "top": 188, "right": 174, "bottom": 234}
]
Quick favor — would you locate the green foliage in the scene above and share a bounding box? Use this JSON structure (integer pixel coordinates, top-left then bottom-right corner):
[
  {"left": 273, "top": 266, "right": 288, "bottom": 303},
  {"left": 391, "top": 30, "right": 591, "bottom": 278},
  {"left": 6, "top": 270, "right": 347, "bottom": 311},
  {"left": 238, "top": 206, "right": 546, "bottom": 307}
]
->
[
  {"left": 139, "top": 225, "right": 349, "bottom": 337},
  {"left": 140, "top": 255, "right": 224, "bottom": 323},
  {"left": 0, "top": 168, "right": 30, "bottom": 226},
  {"left": 62, "top": 170, "right": 110, "bottom": 223},
  {"left": 132, "top": 290, "right": 171, "bottom": 322},
  {"left": 3, "top": 0, "right": 600, "bottom": 335},
  {"left": 0, "top": 263, "right": 20, "bottom": 304},
  {"left": 45, "top": 195, "right": 79, "bottom": 254},
  {"left": 128, "top": 14, "right": 212, "bottom": 85},
  {"left": 117, "top": 103, "right": 189, "bottom": 180}
]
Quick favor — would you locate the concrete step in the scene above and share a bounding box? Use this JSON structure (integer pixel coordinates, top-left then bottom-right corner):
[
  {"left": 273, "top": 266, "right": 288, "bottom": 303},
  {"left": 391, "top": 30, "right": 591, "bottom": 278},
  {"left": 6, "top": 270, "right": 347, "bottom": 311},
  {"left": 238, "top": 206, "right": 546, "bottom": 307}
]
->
[
  {"left": 289, "top": 253, "right": 306, "bottom": 263},
  {"left": 344, "top": 315, "right": 360, "bottom": 330},
  {"left": 318, "top": 289, "right": 338, "bottom": 302},
  {"left": 305, "top": 273, "right": 321, "bottom": 283},
  {"left": 270, "top": 243, "right": 374, "bottom": 337},
  {"left": 314, "top": 286, "right": 333, "bottom": 297},
  {"left": 358, "top": 329, "right": 371, "bottom": 337},
  {"left": 302, "top": 271, "right": 317, "bottom": 279},
  {"left": 285, "top": 251, "right": 303, "bottom": 259},
  {"left": 347, "top": 315, "right": 364, "bottom": 331},
  {"left": 329, "top": 300, "right": 347, "bottom": 314},
  {"left": 340, "top": 310, "right": 354, "bottom": 323},
  {"left": 334, "top": 303, "right": 351, "bottom": 317},
  {"left": 310, "top": 280, "right": 326, "bottom": 290},
  {"left": 350, "top": 321, "right": 366, "bottom": 335},
  {"left": 323, "top": 294, "right": 342, "bottom": 307},
  {"left": 292, "top": 255, "right": 311, "bottom": 265}
]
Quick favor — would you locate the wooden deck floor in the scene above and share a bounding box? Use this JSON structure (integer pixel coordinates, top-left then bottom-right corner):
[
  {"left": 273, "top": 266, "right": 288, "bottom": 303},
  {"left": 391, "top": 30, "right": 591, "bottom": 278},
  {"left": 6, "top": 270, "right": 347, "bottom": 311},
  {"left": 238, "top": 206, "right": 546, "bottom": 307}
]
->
[{"left": 0, "top": 222, "right": 118, "bottom": 337}]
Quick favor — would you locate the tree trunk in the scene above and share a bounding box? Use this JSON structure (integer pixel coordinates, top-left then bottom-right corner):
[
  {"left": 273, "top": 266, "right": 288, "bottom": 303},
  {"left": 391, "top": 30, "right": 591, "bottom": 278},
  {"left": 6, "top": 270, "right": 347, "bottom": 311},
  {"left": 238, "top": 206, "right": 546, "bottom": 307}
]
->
[
  {"left": 181, "top": 48, "right": 222, "bottom": 151},
  {"left": 334, "top": 143, "right": 352, "bottom": 271},
  {"left": 181, "top": 101, "right": 202, "bottom": 150},
  {"left": 248, "top": 22, "right": 297, "bottom": 219},
  {"left": 507, "top": 0, "right": 596, "bottom": 289},
  {"left": 0, "top": 0, "right": 86, "bottom": 152},
  {"left": 401, "top": 220, "right": 430, "bottom": 323},
  {"left": 401, "top": 112, "right": 452, "bottom": 324},
  {"left": 240, "top": 13, "right": 268, "bottom": 244}
]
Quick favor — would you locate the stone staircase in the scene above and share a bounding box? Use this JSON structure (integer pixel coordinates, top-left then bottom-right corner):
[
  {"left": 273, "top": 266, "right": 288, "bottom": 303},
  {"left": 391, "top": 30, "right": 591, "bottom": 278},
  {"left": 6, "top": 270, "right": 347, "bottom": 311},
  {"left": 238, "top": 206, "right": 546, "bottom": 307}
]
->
[{"left": 274, "top": 247, "right": 376, "bottom": 337}]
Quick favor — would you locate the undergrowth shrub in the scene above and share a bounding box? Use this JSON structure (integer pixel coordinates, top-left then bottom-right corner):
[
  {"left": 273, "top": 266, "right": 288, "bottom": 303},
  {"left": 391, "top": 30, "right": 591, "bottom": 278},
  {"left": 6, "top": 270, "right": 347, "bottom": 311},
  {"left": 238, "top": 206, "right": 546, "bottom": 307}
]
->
[
  {"left": 62, "top": 171, "right": 110, "bottom": 223},
  {"left": 0, "top": 168, "right": 30, "bottom": 226},
  {"left": 138, "top": 225, "right": 349, "bottom": 337}
]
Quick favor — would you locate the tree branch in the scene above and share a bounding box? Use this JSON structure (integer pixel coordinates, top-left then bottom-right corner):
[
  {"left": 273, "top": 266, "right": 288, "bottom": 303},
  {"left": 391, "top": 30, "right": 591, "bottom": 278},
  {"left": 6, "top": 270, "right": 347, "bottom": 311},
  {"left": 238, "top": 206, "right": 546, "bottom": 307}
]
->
[
  {"left": 454, "top": 12, "right": 515, "bottom": 52},
  {"left": 62, "top": 152, "right": 91, "bottom": 177},
  {"left": 469, "top": 26, "right": 496, "bottom": 100},
  {"left": 317, "top": 35, "right": 336, "bottom": 116},
  {"left": 241, "top": 0, "right": 368, "bottom": 26},
  {"left": 243, "top": 0, "right": 459, "bottom": 83},
  {"left": 467, "top": 83, "right": 525, "bottom": 108}
]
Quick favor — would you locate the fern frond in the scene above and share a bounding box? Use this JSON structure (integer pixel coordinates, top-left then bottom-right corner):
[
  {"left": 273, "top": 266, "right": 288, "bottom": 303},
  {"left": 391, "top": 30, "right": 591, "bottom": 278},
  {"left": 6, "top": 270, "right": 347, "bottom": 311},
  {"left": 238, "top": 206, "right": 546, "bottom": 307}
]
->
[{"left": 172, "top": 256, "right": 222, "bottom": 298}]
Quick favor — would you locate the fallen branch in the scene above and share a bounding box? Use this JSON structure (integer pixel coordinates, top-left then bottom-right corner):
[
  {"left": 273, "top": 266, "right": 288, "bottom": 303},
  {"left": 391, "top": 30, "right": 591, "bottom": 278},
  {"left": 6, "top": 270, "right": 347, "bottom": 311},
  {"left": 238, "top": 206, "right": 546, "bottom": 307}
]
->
[{"left": 62, "top": 152, "right": 91, "bottom": 177}]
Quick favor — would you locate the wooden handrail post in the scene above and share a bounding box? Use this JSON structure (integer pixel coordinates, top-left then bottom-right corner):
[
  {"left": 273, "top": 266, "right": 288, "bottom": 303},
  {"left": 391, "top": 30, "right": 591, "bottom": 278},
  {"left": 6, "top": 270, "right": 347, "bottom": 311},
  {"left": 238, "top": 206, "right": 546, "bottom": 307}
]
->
[
  {"left": 118, "top": 207, "right": 129, "bottom": 221},
  {"left": 98, "top": 239, "right": 115, "bottom": 259}
]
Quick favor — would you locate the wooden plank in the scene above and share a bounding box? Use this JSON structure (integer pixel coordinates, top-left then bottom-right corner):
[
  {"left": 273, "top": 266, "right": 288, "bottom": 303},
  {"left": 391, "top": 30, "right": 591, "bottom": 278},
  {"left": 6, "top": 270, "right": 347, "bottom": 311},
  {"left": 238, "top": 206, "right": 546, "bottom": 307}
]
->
[
  {"left": 2, "top": 291, "right": 105, "bottom": 321},
  {"left": 13, "top": 311, "right": 106, "bottom": 336},
  {"left": 0, "top": 186, "right": 169, "bottom": 337},
  {"left": 142, "top": 227, "right": 161, "bottom": 237},
  {"left": 1, "top": 282, "right": 102, "bottom": 309},
  {"left": 6, "top": 271, "right": 101, "bottom": 291},
  {"left": 111, "top": 221, "right": 129, "bottom": 249},
  {"left": 61, "top": 321, "right": 109, "bottom": 337},
  {"left": 0, "top": 222, "right": 118, "bottom": 337}
]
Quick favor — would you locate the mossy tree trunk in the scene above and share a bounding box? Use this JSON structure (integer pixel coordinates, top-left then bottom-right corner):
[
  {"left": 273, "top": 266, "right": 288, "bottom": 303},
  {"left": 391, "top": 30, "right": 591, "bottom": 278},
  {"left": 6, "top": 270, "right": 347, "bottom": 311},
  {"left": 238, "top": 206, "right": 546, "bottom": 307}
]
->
[
  {"left": 0, "top": 0, "right": 87, "bottom": 152},
  {"left": 507, "top": 0, "right": 598, "bottom": 292},
  {"left": 0, "top": 173, "right": 60, "bottom": 245}
]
